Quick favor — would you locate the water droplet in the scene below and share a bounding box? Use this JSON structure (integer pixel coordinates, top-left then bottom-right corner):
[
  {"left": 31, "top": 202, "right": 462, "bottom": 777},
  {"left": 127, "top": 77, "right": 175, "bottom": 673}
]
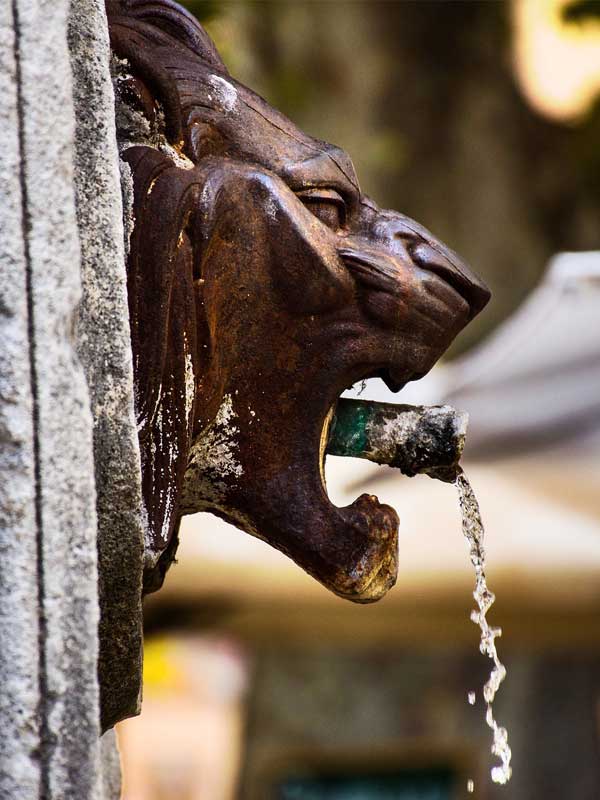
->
[
  {"left": 467, "top": 779, "right": 475, "bottom": 793},
  {"left": 468, "top": 691, "right": 476, "bottom": 705}
]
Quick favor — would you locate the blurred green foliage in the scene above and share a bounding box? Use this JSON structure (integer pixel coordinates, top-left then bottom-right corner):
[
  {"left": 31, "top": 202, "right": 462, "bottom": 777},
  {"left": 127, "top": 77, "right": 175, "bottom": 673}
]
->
[{"left": 181, "top": 0, "right": 221, "bottom": 23}]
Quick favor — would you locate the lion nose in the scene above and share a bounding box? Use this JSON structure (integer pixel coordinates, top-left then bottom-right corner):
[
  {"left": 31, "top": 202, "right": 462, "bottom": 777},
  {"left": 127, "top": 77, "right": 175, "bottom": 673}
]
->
[
  {"left": 410, "top": 242, "right": 490, "bottom": 320},
  {"left": 376, "top": 211, "right": 491, "bottom": 320}
]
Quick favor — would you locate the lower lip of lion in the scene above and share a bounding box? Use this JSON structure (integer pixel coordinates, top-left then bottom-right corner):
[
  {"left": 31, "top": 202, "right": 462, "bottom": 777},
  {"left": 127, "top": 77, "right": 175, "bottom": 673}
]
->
[
  {"left": 317, "top": 403, "right": 399, "bottom": 601},
  {"left": 309, "top": 386, "right": 468, "bottom": 598},
  {"left": 273, "top": 391, "right": 402, "bottom": 603}
]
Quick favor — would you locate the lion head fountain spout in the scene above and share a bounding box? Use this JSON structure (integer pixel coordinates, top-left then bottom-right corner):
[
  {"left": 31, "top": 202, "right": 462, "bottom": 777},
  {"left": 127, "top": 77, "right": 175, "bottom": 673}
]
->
[{"left": 106, "top": 0, "right": 490, "bottom": 601}]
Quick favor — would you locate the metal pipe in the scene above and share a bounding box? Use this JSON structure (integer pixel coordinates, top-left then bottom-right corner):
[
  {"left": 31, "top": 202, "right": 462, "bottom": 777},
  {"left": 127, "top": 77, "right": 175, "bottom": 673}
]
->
[{"left": 327, "top": 398, "right": 468, "bottom": 483}]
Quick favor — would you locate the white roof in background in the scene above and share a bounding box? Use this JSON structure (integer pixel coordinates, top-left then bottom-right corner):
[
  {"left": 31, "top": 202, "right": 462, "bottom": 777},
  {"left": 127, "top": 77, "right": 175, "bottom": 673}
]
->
[
  {"left": 446, "top": 250, "right": 600, "bottom": 452},
  {"left": 549, "top": 250, "right": 600, "bottom": 282}
]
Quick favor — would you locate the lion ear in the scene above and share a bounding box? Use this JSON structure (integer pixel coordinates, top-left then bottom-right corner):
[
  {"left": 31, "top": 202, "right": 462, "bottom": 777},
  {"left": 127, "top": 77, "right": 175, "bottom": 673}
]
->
[
  {"left": 123, "top": 146, "right": 201, "bottom": 569},
  {"left": 107, "top": 0, "right": 227, "bottom": 74},
  {"left": 108, "top": 1, "right": 229, "bottom": 146}
]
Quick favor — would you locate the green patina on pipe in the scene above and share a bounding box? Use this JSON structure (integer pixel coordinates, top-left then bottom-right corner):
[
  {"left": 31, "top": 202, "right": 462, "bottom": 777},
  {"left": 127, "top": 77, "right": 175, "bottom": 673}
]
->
[{"left": 327, "top": 398, "right": 468, "bottom": 483}]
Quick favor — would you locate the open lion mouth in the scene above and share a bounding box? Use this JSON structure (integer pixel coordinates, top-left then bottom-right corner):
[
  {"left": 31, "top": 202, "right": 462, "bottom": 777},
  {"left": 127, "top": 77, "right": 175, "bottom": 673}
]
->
[
  {"left": 180, "top": 369, "right": 403, "bottom": 603},
  {"left": 311, "top": 384, "right": 401, "bottom": 603},
  {"left": 286, "top": 365, "right": 467, "bottom": 601},
  {"left": 269, "top": 369, "right": 405, "bottom": 603},
  {"left": 181, "top": 353, "right": 470, "bottom": 604}
]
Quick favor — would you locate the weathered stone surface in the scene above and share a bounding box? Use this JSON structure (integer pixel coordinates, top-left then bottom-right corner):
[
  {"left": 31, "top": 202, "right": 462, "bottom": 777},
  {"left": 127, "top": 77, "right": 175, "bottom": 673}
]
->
[
  {"left": 10, "top": 0, "right": 104, "bottom": 795},
  {"left": 0, "top": 5, "right": 41, "bottom": 796},
  {"left": 69, "top": 0, "right": 145, "bottom": 734},
  {"left": 15, "top": 0, "right": 100, "bottom": 798},
  {"left": 100, "top": 731, "right": 122, "bottom": 800},
  {"left": 1, "top": 0, "right": 134, "bottom": 796}
]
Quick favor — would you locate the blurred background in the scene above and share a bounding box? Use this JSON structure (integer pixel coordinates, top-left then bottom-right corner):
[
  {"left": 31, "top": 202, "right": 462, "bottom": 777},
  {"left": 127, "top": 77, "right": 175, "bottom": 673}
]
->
[{"left": 117, "top": 1, "right": 600, "bottom": 798}]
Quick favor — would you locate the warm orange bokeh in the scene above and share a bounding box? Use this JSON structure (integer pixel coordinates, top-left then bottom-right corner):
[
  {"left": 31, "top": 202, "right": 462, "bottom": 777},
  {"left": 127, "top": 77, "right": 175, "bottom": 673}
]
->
[{"left": 513, "top": 0, "right": 600, "bottom": 121}]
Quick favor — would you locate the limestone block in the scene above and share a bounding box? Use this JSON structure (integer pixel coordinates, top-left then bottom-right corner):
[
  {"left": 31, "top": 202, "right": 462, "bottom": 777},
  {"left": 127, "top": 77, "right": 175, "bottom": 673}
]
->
[
  {"left": 68, "top": 0, "right": 145, "bottom": 734},
  {"left": 0, "top": 6, "right": 41, "bottom": 796},
  {"left": 0, "top": 0, "right": 135, "bottom": 796}
]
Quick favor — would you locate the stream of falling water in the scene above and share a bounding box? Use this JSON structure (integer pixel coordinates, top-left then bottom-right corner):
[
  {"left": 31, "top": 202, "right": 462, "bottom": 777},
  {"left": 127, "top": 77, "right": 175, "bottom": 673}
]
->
[{"left": 455, "top": 469, "right": 512, "bottom": 788}]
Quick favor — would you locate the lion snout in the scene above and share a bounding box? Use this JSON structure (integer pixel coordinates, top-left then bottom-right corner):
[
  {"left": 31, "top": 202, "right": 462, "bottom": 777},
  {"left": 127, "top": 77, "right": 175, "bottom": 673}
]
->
[
  {"left": 373, "top": 210, "right": 490, "bottom": 321},
  {"left": 410, "top": 242, "right": 490, "bottom": 319}
]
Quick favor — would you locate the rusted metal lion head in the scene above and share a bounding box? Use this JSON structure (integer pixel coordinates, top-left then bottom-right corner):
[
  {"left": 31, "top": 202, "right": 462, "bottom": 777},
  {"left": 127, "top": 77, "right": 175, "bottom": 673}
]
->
[{"left": 107, "top": 0, "right": 489, "bottom": 602}]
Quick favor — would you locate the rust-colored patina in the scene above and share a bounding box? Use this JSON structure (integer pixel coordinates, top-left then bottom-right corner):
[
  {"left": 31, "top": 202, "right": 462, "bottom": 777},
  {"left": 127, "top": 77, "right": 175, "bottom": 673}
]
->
[{"left": 107, "top": 0, "right": 490, "bottom": 602}]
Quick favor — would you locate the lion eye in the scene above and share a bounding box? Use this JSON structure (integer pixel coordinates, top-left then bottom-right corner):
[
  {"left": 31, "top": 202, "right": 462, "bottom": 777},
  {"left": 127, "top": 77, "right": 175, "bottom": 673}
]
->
[{"left": 297, "top": 188, "right": 346, "bottom": 231}]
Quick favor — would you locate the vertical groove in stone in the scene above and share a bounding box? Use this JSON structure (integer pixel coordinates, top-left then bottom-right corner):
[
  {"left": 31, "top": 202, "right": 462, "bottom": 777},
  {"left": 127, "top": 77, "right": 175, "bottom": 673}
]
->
[
  {"left": 12, "top": 1, "right": 51, "bottom": 794},
  {"left": 0, "top": 2, "right": 41, "bottom": 796},
  {"left": 12, "top": 3, "right": 56, "bottom": 796},
  {"left": 9, "top": 0, "right": 105, "bottom": 797},
  {"left": 2, "top": 0, "right": 139, "bottom": 795}
]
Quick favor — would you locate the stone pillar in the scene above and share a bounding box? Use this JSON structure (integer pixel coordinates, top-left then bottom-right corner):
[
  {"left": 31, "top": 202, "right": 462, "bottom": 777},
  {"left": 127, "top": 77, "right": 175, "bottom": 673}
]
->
[
  {"left": 68, "top": 0, "right": 145, "bottom": 735},
  {"left": 0, "top": 0, "right": 143, "bottom": 796}
]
